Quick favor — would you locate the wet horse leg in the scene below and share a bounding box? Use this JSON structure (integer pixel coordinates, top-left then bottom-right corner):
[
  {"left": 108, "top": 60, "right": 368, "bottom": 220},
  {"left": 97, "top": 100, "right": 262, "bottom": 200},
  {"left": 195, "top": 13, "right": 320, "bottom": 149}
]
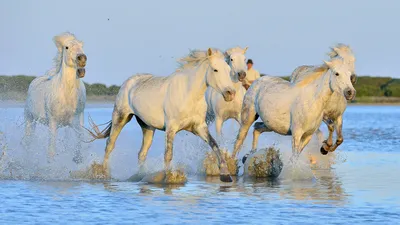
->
[
  {"left": 48, "top": 119, "right": 57, "bottom": 162},
  {"left": 327, "top": 115, "right": 343, "bottom": 152},
  {"left": 194, "top": 123, "right": 232, "bottom": 182},
  {"left": 103, "top": 111, "right": 133, "bottom": 177},
  {"left": 320, "top": 119, "right": 335, "bottom": 155},
  {"left": 137, "top": 116, "right": 155, "bottom": 171},
  {"left": 164, "top": 126, "right": 178, "bottom": 171}
]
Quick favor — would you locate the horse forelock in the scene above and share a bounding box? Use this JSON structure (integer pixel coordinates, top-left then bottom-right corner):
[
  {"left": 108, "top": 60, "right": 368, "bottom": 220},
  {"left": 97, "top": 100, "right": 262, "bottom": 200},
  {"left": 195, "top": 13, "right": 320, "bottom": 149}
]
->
[
  {"left": 327, "top": 44, "right": 355, "bottom": 62},
  {"left": 177, "top": 49, "right": 224, "bottom": 71}
]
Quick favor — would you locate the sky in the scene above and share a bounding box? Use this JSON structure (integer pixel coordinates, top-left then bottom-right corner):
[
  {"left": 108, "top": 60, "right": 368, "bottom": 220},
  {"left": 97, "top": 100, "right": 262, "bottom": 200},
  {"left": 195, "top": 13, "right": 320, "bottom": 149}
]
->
[{"left": 1, "top": 0, "right": 399, "bottom": 85}]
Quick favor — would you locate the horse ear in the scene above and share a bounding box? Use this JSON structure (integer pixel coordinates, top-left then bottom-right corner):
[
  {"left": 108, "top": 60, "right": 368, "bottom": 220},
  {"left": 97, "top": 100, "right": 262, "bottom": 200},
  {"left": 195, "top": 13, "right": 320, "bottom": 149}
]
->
[
  {"left": 53, "top": 36, "right": 64, "bottom": 52},
  {"left": 324, "top": 60, "right": 333, "bottom": 68},
  {"left": 207, "top": 48, "right": 213, "bottom": 57},
  {"left": 244, "top": 46, "right": 249, "bottom": 54}
]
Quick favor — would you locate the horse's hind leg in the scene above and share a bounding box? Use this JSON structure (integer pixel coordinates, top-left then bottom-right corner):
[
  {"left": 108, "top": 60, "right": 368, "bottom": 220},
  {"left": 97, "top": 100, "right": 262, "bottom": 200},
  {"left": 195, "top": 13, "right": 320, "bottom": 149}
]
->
[
  {"left": 22, "top": 113, "right": 36, "bottom": 148},
  {"left": 103, "top": 110, "right": 133, "bottom": 176},
  {"left": 164, "top": 126, "right": 178, "bottom": 171},
  {"left": 194, "top": 123, "right": 232, "bottom": 182},
  {"left": 251, "top": 122, "right": 271, "bottom": 151}
]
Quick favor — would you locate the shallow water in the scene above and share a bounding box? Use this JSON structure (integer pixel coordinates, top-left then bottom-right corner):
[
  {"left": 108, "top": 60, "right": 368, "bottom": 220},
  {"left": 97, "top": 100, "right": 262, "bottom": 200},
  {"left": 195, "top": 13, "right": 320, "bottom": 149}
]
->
[{"left": 0, "top": 104, "right": 399, "bottom": 224}]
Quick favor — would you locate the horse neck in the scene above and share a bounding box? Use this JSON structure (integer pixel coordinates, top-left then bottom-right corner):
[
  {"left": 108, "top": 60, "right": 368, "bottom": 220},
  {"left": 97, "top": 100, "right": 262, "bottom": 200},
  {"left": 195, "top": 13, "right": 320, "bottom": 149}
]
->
[
  {"left": 310, "top": 71, "right": 334, "bottom": 105},
  {"left": 186, "top": 60, "right": 210, "bottom": 101},
  {"left": 55, "top": 61, "right": 80, "bottom": 94}
]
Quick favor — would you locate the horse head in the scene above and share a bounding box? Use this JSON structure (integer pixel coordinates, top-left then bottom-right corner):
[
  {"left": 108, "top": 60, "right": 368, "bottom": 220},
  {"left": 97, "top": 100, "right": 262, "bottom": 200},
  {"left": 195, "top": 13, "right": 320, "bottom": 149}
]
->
[
  {"left": 206, "top": 48, "right": 236, "bottom": 102},
  {"left": 54, "top": 32, "right": 87, "bottom": 78},
  {"left": 225, "top": 47, "right": 248, "bottom": 82},
  {"left": 324, "top": 58, "right": 356, "bottom": 100}
]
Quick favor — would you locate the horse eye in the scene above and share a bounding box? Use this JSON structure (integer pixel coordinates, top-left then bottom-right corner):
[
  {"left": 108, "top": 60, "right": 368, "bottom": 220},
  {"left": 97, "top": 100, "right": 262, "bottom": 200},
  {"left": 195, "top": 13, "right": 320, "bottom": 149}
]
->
[
  {"left": 214, "top": 69, "right": 218, "bottom": 72},
  {"left": 335, "top": 72, "right": 339, "bottom": 76},
  {"left": 230, "top": 58, "right": 233, "bottom": 61},
  {"left": 65, "top": 46, "right": 69, "bottom": 50}
]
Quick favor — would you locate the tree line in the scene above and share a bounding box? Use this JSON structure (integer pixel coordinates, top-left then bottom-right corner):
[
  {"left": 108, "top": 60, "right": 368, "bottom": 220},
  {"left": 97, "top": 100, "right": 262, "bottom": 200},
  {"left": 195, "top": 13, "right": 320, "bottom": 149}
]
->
[{"left": 1, "top": 75, "right": 400, "bottom": 102}]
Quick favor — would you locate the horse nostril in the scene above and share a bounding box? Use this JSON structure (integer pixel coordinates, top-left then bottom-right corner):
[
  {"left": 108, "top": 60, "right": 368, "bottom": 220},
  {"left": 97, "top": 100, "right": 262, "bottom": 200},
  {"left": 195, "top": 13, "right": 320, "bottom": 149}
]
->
[{"left": 347, "top": 90, "right": 352, "bottom": 96}]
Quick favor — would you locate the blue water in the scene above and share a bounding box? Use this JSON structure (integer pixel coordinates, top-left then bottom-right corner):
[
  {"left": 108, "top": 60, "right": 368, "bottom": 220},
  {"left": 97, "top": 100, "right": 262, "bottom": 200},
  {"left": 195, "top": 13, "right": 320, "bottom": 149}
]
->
[{"left": 0, "top": 104, "right": 399, "bottom": 224}]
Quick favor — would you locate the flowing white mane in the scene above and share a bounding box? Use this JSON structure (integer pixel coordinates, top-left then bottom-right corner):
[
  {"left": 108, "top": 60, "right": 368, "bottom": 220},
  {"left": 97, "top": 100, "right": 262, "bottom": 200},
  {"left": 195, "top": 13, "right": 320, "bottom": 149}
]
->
[
  {"left": 327, "top": 44, "right": 355, "bottom": 62},
  {"left": 46, "top": 32, "right": 82, "bottom": 76},
  {"left": 178, "top": 49, "right": 224, "bottom": 71}
]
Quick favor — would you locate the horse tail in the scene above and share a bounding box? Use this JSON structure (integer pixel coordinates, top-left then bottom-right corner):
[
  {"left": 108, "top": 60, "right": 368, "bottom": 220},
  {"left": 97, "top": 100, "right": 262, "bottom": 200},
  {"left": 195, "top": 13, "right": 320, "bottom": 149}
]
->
[{"left": 83, "top": 115, "right": 112, "bottom": 142}]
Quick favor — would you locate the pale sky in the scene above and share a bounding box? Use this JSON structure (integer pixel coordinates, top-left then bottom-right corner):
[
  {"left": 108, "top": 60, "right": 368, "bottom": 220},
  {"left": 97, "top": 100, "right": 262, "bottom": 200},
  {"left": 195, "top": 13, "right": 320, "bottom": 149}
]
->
[{"left": 1, "top": 0, "right": 399, "bottom": 85}]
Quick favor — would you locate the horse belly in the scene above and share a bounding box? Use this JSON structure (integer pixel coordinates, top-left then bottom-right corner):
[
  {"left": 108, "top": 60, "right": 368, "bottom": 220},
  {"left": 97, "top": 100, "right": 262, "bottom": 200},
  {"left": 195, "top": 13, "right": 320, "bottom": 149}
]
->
[
  {"left": 130, "top": 90, "right": 166, "bottom": 130},
  {"left": 258, "top": 92, "right": 292, "bottom": 135}
]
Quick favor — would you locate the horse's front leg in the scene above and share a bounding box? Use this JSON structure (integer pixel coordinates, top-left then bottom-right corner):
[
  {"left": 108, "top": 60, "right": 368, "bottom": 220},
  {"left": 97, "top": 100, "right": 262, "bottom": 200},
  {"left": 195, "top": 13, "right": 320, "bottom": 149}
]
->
[
  {"left": 164, "top": 126, "right": 178, "bottom": 171},
  {"left": 48, "top": 119, "right": 57, "bottom": 162},
  {"left": 292, "top": 130, "right": 313, "bottom": 161},
  {"left": 22, "top": 116, "right": 36, "bottom": 149},
  {"left": 215, "top": 117, "right": 223, "bottom": 143},
  {"left": 72, "top": 113, "right": 84, "bottom": 164},
  {"left": 327, "top": 115, "right": 343, "bottom": 153},
  {"left": 321, "top": 119, "right": 334, "bottom": 154},
  {"left": 194, "top": 123, "right": 232, "bottom": 182}
]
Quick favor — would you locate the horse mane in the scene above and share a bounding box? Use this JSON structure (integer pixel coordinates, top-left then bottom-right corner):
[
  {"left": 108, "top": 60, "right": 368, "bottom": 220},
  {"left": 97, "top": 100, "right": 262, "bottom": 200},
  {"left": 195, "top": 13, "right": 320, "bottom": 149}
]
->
[
  {"left": 46, "top": 32, "right": 80, "bottom": 77},
  {"left": 295, "top": 64, "right": 329, "bottom": 87},
  {"left": 177, "top": 49, "right": 224, "bottom": 71},
  {"left": 327, "top": 43, "right": 355, "bottom": 62}
]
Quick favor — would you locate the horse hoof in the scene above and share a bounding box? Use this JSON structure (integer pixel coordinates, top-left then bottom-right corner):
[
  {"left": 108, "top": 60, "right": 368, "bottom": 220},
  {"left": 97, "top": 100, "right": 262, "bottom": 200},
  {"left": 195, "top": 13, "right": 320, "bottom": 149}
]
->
[
  {"left": 320, "top": 147, "right": 329, "bottom": 155},
  {"left": 220, "top": 174, "right": 233, "bottom": 182},
  {"left": 242, "top": 154, "right": 249, "bottom": 164}
]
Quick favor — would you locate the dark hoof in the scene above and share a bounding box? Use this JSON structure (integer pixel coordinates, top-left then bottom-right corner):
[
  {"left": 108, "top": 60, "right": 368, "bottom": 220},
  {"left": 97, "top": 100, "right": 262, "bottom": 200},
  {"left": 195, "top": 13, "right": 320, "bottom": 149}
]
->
[
  {"left": 320, "top": 147, "right": 329, "bottom": 155},
  {"left": 220, "top": 174, "right": 233, "bottom": 182},
  {"left": 242, "top": 154, "right": 249, "bottom": 164}
]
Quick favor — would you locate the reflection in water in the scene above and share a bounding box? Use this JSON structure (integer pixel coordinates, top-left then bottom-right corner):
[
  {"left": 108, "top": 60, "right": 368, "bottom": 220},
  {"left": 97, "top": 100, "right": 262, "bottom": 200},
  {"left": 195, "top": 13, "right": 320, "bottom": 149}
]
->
[{"left": 279, "top": 169, "right": 347, "bottom": 204}]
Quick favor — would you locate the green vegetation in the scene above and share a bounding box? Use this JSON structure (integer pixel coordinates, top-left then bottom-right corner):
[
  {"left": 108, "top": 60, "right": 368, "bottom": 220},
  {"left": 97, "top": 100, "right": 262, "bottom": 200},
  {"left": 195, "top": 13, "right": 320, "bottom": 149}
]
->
[{"left": 1, "top": 75, "right": 400, "bottom": 103}]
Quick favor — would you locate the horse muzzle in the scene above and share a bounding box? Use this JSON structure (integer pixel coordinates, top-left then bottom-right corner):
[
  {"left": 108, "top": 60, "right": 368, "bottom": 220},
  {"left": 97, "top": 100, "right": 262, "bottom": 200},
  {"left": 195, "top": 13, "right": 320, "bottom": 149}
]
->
[
  {"left": 344, "top": 88, "right": 356, "bottom": 100},
  {"left": 222, "top": 88, "right": 236, "bottom": 102},
  {"left": 77, "top": 68, "right": 86, "bottom": 78},
  {"left": 238, "top": 71, "right": 246, "bottom": 82},
  {"left": 76, "top": 54, "right": 87, "bottom": 68}
]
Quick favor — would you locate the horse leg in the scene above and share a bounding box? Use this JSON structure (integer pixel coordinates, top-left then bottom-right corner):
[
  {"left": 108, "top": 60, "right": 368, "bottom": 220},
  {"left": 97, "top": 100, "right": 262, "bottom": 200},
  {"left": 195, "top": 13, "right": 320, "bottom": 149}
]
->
[
  {"left": 72, "top": 113, "right": 84, "bottom": 164},
  {"left": 327, "top": 115, "right": 343, "bottom": 152},
  {"left": 22, "top": 116, "right": 36, "bottom": 148},
  {"left": 232, "top": 112, "right": 257, "bottom": 158},
  {"left": 137, "top": 117, "right": 155, "bottom": 171},
  {"left": 251, "top": 122, "right": 271, "bottom": 152},
  {"left": 215, "top": 117, "right": 223, "bottom": 143},
  {"left": 320, "top": 119, "right": 334, "bottom": 154},
  {"left": 193, "top": 123, "right": 232, "bottom": 182},
  {"left": 291, "top": 131, "right": 313, "bottom": 161},
  {"left": 164, "top": 126, "right": 178, "bottom": 171},
  {"left": 48, "top": 120, "right": 57, "bottom": 162},
  {"left": 103, "top": 111, "right": 133, "bottom": 177},
  {"left": 239, "top": 122, "right": 271, "bottom": 164}
]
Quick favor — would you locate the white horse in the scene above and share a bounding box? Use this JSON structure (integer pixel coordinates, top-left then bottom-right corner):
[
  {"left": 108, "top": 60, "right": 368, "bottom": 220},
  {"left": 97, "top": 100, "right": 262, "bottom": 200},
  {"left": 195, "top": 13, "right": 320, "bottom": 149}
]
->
[
  {"left": 233, "top": 57, "right": 356, "bottom": 161},
  {"left": 205, "top": 47, "right": 248, "bottom": 139},
  {"left": 87, "top": 48, "right": 236, "bottom": 182},
  {"left": 24, "top": 32, "right": 87, "bottom": 162},
  {"left": 250, "top": 45, "right": 356, "bottom": 157}
]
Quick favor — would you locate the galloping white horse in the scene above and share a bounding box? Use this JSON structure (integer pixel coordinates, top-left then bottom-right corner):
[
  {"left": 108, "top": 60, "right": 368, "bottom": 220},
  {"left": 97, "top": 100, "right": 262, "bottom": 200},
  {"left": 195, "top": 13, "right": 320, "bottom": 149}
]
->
[
  {"left": 233, "top": 57, "right": 356, "bottom": 161},
  {"left": 205, "top": 47, "right": 248, "bottom": 139},
  {"left": 250, "top": 45, "right": 356, "bottom": 156},
  {"left": 87, "top": 48, "right": 236, "bottom": 182},
  {"left": 24, "top": 32, "right": 87, "bottom": 162}
]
